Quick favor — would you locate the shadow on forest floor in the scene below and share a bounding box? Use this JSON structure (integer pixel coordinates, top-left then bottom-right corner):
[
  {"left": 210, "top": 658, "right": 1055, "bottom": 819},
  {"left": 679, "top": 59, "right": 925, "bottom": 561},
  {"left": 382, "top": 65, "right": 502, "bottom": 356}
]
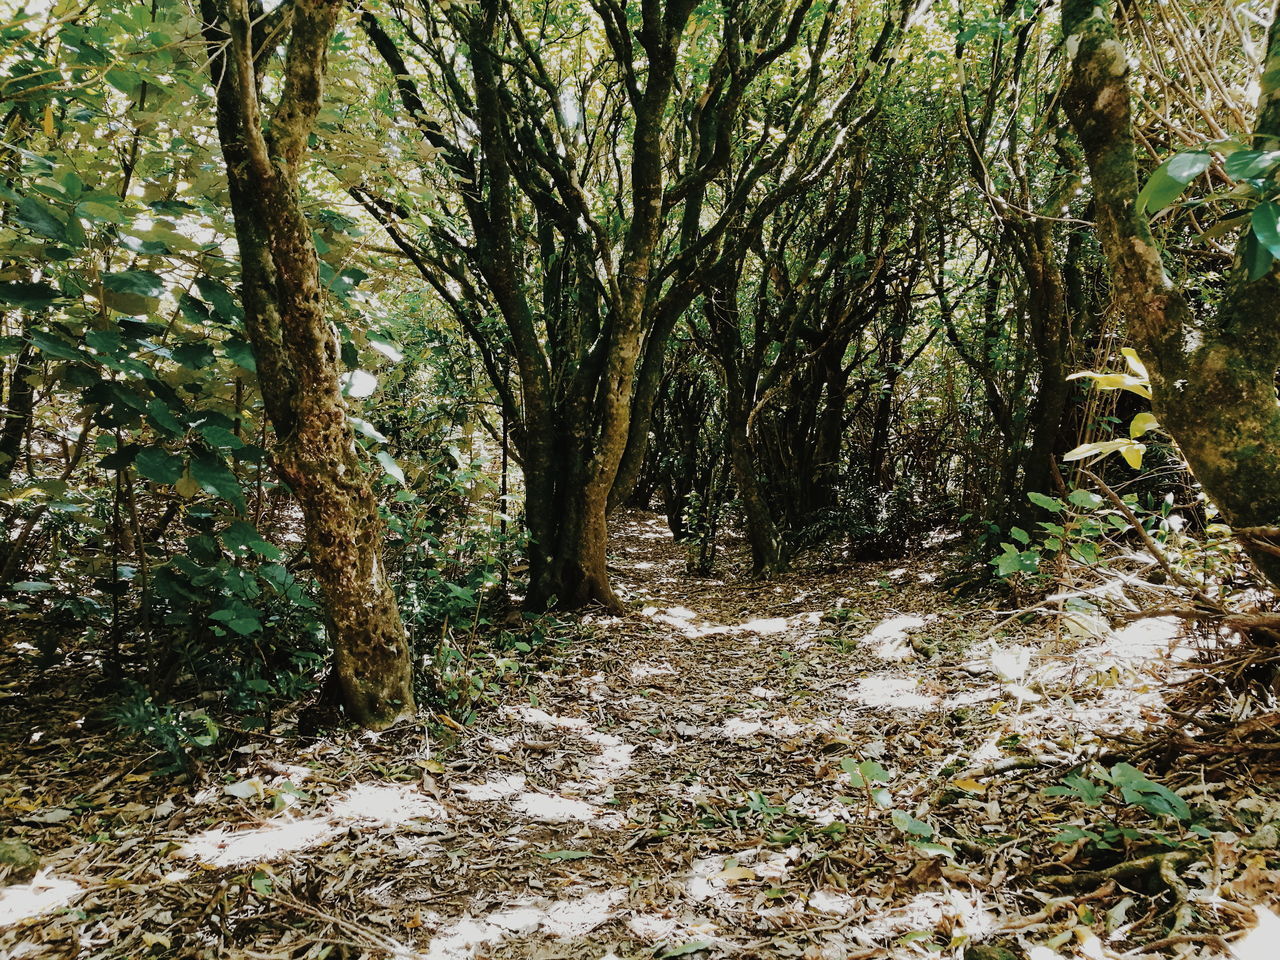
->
[{"left": 1, "top": 511, "right": 1278, "bottom": 959}]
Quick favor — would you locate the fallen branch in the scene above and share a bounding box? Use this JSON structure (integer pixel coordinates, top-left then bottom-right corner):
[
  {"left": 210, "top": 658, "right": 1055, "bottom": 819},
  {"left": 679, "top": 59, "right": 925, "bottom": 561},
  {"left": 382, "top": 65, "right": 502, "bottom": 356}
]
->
[
  {"left": 1033, "top": 849, "right": 1196, "bottom": 892},
  {"left": 1080, "top": 469, "right": 1214, "bottom": 602}
]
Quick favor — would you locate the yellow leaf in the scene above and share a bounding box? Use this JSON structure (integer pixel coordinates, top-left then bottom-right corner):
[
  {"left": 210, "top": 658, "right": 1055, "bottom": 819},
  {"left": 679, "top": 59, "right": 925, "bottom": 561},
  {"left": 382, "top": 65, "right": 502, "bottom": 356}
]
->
[
  {"left": 1120, "top": 442, "right": 1146, "bottom": 469},
  {"left": 1120, "top": 347, "right": 1149, "bottom": 379},
  {"left": 951, "top": 778, "right": 987, "bottom": 793},
  {"left": 1129, "top": 412, "right": 1159, "bottom": 438},
  {"left": 715, "top": 865, "right": 757, "bottom": 883},
  {"left": 175, "top": 469, "right": 200, "bottom": 498},
  {"left": 42, "top": 104, "right": 54, "bottom": 138}
]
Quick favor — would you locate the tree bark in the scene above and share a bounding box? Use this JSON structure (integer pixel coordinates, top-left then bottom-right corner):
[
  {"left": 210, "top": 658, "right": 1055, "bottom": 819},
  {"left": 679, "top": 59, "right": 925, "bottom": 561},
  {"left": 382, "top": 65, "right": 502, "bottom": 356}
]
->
[
  {"left": 0, "top": 341, "right": 35, "bottom": 485},
  {"left": 202, "top": 0, "right": 416, "bottom": 728},
  {"left": 1063, "top": 0, "right": 1280, "bottom": 586}
]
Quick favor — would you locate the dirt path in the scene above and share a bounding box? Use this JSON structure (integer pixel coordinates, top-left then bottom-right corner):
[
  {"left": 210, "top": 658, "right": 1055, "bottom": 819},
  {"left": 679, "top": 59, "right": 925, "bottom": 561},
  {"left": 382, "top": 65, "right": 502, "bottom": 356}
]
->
[{"left": 1, "top": 512, "right": 1275, "bottom": 959}]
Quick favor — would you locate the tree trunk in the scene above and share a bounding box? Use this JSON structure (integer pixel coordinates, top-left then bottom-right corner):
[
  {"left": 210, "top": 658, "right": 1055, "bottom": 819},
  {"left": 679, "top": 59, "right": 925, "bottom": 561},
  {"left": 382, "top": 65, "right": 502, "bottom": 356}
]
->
[
  {"left": 524, "top": 433, "right": 618, "bottom": 610},
  {"left": 202, "top": 0, "right": 416, "bottom": 728},
  {"left": 0, "top": 341, "right": 35, "bottom": 485},
  {"left": 725, "top": 391, "right": 787, "bottom": 577},
  {"left": 1063, "top": 1, "right": 1280, "bottom": 586}
]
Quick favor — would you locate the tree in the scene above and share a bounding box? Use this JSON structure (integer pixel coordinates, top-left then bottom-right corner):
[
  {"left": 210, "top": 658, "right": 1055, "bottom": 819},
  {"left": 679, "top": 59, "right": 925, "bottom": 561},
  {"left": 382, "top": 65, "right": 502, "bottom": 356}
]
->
[
  {"left": 1062, "top": 0, "right": 1280, "bottom": 586},
  {"left": 199, "top": 0, "right": 416, "bottom": 727},
  {"left": 353, "top": 0, "right": 833, "bottom": 607}
]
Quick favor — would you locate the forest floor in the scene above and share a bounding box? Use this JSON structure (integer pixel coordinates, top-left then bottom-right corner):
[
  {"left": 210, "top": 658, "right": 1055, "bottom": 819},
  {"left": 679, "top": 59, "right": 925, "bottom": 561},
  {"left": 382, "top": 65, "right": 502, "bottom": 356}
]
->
[{"left": 1, "top": 511, "right": 1279, "bottom": 960}]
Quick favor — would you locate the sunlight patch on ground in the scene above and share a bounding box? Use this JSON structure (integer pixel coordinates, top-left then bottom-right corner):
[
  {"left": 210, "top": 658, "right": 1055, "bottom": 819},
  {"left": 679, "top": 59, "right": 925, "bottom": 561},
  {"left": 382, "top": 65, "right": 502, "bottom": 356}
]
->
[
  {"left": 420, "top": 888, "right": 625, "bottom": 959},
  {"left": 640, "top": 605, "right": 795, "bottom": 639},
  {"left": 1108, "top": 615, "right": 1182, "bottom": 660},
  {"left": 177, "top": 816, "right": 337, "bottom": 868},
  {"left": 630, "top": 662, "right": 677, "bottom": 679},
  {"left": 739, "top": 616, "right": 788, "bottom": 635},
  {"left": 330, "top": 782, "right": 446, "bottom": 825},
  {"left": 1227, "top": 905, "right": 1280, "bottom": 960},
  {"left": 180, "top": 780, "right": 446, "bottom": 867},
  {"left": 849, "top": 675, "right": 937, "bottom": 711},
  {"left": 863, "top": 614, "right": 930, "bottom": 660},
  {"left": 0, "top": 874, "right": 82, "bottom": 927},
  {"left": 511, "top": 790, "right": 615, "bottom": 825},
  {"left": 511, "top": 705, "right": 591, "bottom": 733},
  {"left": 454, "top": 773, "right": 526, "bottom": 801}
]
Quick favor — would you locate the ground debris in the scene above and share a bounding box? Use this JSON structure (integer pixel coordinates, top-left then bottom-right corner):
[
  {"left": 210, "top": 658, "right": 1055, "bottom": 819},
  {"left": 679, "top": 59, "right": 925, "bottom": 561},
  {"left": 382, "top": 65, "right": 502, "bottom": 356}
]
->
[{"left": 0, "top": 512, "right": 1276, "bottom": 958}]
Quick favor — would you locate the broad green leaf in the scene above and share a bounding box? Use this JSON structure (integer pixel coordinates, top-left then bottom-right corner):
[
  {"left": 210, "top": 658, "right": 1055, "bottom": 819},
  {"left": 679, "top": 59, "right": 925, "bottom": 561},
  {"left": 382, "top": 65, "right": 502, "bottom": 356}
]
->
[
  {"left": 29, "top": 329, "right": 86, "bottom": 362},
  {"left": 1224, "top": 150, "right": 1280, "bottom": 180},
  {"left": 1251, "top": 201, "right": 1280, "bottom": 260},
  {"left": 190, "top": 454, "right": 245, "bottom": 511},
  {"left": 1137, "top": 152, "right": 1211, "bottom": 215},
  {"left": 0, "top": 281, "right": 61, "bottom": 308},
  {"left": 103, "top": 270, "right": 166, "bottom": 299},
  {"left": 15, "top": 196, "right": 68, "bottom": 242},
  {"left": 890, "top": 809, "right": 934, "bottom": 837},
  {"left": 1242, "top": 229, "right": 1275, "bottom": 281},
  {"left": 910, "top": 840, "right": 956, "bottom": 859},
  {"left": 195, "top": 277, "right": 240, "bottom": 320},
  {"left": 134, "top": 447, "right": 184, "bottom": 484},
  {"left": 223, "top": 337, "right": 257, "bottom": 372},
  {"left": 376, "top": 450, "right": 406, "bottom": 486},
  {"left": 1028, "top": 491, "right": 1064, "bottom": 513},
  {"left": 656, "top": 941, "right": 713, "bottom": 958},
  {"left": 1068, "top": 489, "right": 1103, "bottom": 509},
  {"left": 537, "top": 849, "right": 597, "bottom": 860}
]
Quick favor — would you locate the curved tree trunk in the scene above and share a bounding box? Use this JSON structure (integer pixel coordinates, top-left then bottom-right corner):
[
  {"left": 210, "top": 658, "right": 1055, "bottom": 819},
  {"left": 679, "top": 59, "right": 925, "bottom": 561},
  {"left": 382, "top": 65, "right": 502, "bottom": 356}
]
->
[
  {"left": 1063, "top": 1, "right": 1280, "bottom": 586},
  {"left": 202, "top": 0, "right": 416, "bottom": 728}
]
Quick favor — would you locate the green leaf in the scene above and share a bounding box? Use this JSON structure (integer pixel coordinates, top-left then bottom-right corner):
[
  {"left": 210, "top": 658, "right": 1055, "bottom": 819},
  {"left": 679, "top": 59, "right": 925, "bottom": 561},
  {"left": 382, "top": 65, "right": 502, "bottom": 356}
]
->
[
  {"left": 102, "top": 270, "right": 165, "bottom": 299},
  {"left": 1137, "top": 152, "right": 1211, "bottom": 215},
  {"left": 1068, "top": 489, "right": 1103, "bottom": 509},
  {"left": 195, "top": 277, "right": 240, "bottom": 321},
  {"left": 15, "top": 196, "right": 68, "bottom": 242},
  {"left": 29, "top": 329, "right": 86, "bottom": 362},
  {"left": 910, "top": 840, "right": 956, "bottom": 859},
  {"left": 1224, "top": 150, "right": 1280, "bottom": 180},
  {"left": 1108, "top": 763, "right": 1190, "bottom": 821},
  {"left": 190, "top": 454, "right": 245, "bottom": 511},
  {"left": 1009, "top": 526, "right": 1030, "bottom": 545},
  {"left": 1028, "top": 491, "right": 1064, "bottom": 513},
  {"left": 10, "top": 581, "right": 53, "bottom": 592},
  {"left": 134, "top": 447, "right": 184, "bottom": 484},
  {"left": 656, "top": 942, "right": 713, "bottom": 958},
  {"left": 223, "top": 337, "right": 257, "bottom": 372},
  {"left": 222, "top": 521, "right": 282, "bottom": 560},
  {"left": 0, "top": 281, "right": 61, "bottom": 309},
  {"left": 1243, "top": 229, "right": 1275, "bottom": 282},
  {"left": 1251, "top": 201, "right": 1280, "bottom": 260},
  {"left": 891, "top": 809, "right": 934, "bottom": 838},
  {"left": 841, "top": 757, "right": 890, "bottom": 787},
  {"left": 376, "top": 450, "right": 406, "bottom": 486},
  {"left": 146, "top": 398, "right": 186, "bottom": 437}
]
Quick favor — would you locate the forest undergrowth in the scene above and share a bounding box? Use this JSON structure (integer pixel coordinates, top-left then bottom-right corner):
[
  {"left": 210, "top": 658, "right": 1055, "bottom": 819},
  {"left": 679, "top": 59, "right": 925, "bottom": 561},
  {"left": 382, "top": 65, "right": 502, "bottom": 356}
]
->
[{"left": 2, "top": 512, "right": 1278, "bottom": 960}]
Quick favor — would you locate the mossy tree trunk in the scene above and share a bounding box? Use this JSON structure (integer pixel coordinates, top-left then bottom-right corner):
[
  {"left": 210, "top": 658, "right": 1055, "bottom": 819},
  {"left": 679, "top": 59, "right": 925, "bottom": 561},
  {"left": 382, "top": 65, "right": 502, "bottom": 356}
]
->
[
  {"left": 201, "top": 0, "right": 416, "bottom": 728},
  {"left": 1062, "top": 0, "right": 1280, "bottom": 586}
]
